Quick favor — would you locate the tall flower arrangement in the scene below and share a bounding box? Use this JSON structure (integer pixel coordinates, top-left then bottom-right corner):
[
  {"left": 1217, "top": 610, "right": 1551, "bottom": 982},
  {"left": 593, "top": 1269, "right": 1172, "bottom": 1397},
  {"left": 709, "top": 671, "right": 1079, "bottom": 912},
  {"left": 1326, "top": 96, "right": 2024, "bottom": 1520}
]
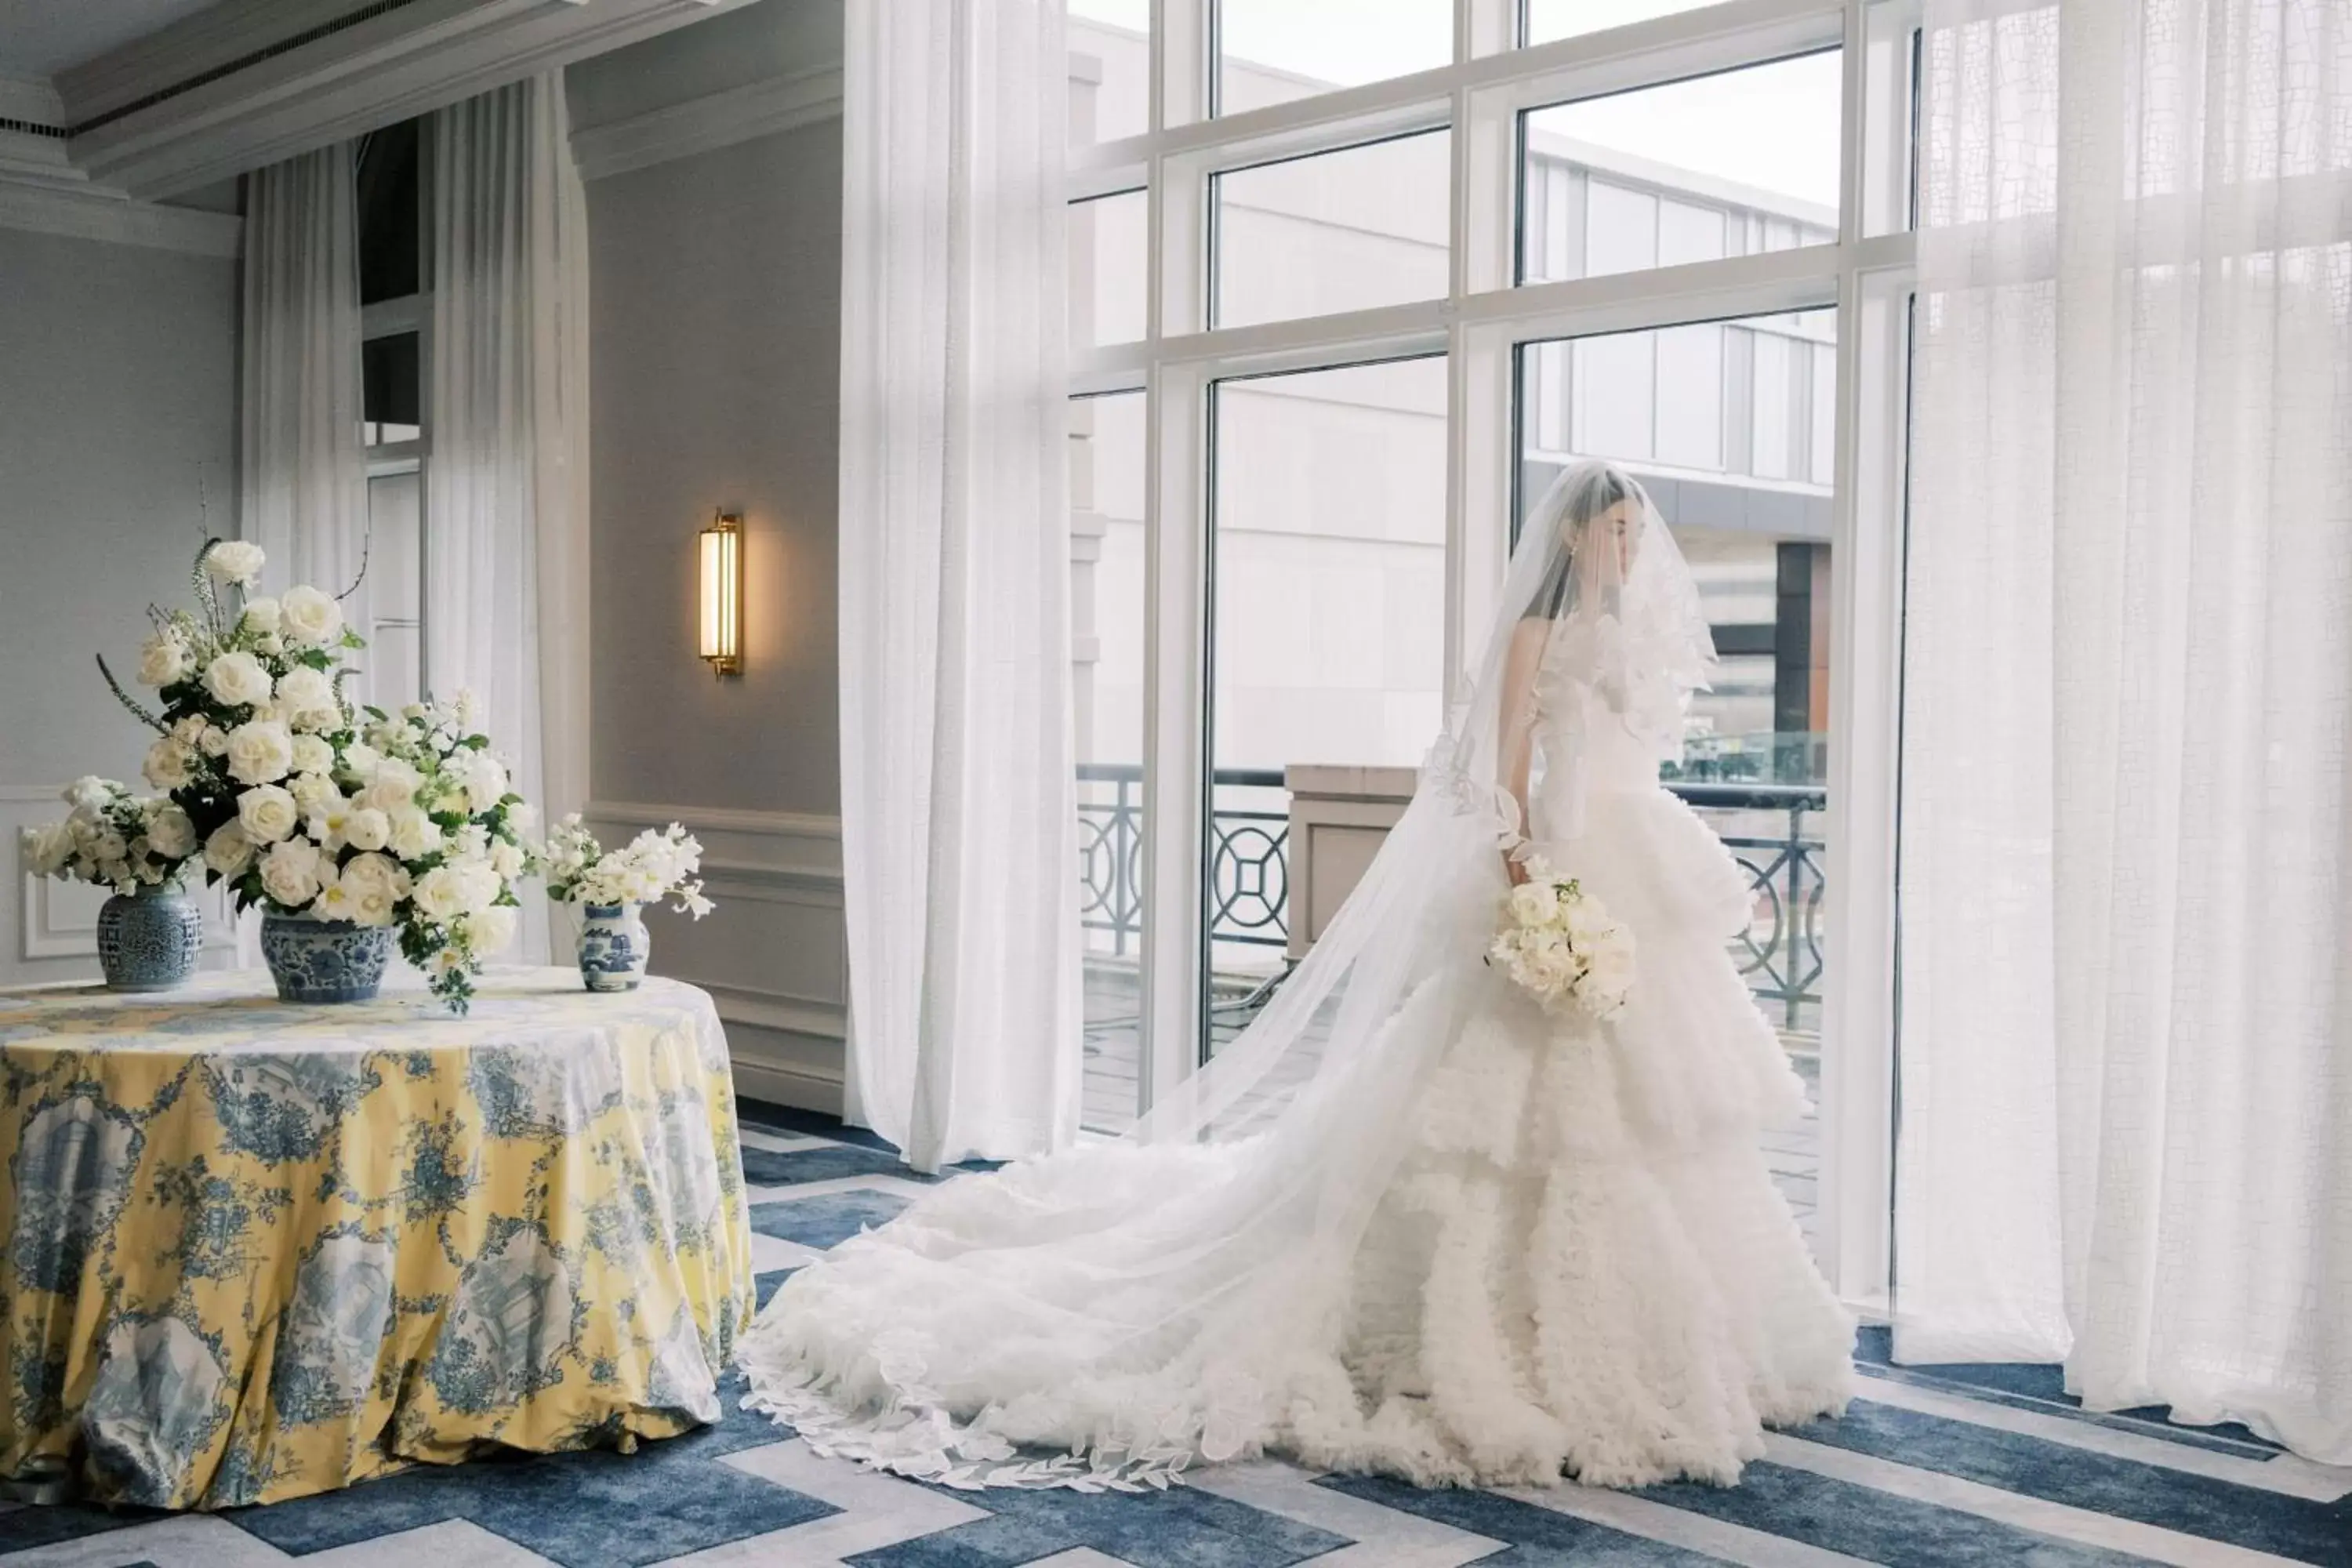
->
[{"left": 106, "top": 539, "right": 535, "bottom": 1010}]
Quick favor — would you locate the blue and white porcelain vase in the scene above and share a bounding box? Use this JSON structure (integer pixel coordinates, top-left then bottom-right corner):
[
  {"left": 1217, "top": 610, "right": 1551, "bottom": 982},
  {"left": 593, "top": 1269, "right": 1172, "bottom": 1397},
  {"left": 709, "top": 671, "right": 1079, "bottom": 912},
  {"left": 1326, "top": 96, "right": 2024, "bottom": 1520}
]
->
[
  {"left": 95, "top": 884, "right": 203, "bottom": 992},
  {"left": 577, "top": 902, "right": 649, "bottom": 993},
  {"left": 260, "top": 913, "right": 394, "bottom": 1004}
]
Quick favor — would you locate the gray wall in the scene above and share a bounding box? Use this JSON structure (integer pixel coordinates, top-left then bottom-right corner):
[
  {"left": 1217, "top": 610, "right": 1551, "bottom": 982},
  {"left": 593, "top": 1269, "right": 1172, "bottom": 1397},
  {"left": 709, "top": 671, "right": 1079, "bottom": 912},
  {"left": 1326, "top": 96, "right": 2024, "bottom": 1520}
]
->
[
  {"left": 572, "top": 0, "right": 851, "bottom": 1109},
  {"left": 0, "top": 226, "right": 241, "bottom": 984}
]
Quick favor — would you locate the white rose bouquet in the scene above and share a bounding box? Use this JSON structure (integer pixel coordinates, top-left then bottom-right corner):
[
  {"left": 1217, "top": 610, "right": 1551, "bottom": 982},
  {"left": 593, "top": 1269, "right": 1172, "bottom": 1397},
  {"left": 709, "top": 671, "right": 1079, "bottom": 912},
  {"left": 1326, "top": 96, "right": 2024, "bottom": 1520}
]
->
[
  {"left": 20, "top": 777, "right": 200, "bottom": 894},
  {"left": 1487, "top": 858, "right": 1635, "bottom": 1021},
  {"left": 99, "top": 539, "right": 538, "bottom": 1011},
  {"left": 540, "top": 815, "right": 713, "bottom": 919}
]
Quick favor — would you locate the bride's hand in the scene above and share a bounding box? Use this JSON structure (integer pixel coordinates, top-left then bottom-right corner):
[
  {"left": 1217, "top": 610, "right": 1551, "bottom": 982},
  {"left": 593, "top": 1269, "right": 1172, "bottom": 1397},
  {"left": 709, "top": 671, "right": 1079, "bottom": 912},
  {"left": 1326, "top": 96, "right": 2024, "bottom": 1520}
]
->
[{"left": 1504, "top": 852, "right": 1530, "bottom": 887}]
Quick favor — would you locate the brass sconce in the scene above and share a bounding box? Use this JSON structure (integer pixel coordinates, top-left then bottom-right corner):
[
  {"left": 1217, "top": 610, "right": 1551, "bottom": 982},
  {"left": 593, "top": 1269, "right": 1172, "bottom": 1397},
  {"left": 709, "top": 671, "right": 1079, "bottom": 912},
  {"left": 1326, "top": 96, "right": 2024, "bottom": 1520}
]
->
[{"left": 698, "top": 510, "right": 743, "bottom": 677}]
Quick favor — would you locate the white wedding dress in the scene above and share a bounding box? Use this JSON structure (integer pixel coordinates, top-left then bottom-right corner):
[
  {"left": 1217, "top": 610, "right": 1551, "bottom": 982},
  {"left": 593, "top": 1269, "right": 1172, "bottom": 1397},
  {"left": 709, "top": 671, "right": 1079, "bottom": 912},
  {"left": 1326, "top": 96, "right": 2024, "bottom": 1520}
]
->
[{"left": 740, "top": 462, "right": 1855, "bottom": 1491}]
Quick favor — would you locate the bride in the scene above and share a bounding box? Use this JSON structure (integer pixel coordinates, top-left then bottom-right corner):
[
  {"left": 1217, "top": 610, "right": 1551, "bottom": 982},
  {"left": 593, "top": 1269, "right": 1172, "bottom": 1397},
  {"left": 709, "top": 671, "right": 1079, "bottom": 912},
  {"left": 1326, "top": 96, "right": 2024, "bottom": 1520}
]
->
[{"left": 740, "top": 459, "right": 1854, "bottom": 1491}]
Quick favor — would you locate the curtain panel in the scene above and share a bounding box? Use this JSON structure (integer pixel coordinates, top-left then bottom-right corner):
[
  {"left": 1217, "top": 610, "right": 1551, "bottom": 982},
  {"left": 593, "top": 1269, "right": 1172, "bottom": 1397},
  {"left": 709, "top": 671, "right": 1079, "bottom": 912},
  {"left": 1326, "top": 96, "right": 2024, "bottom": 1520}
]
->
[
  {"left": 837, "top": 0, "right": 1082, "bottom": 1170},
  {"left": 1897, "top": 0, "right": 2352, "bottom": 1461}
]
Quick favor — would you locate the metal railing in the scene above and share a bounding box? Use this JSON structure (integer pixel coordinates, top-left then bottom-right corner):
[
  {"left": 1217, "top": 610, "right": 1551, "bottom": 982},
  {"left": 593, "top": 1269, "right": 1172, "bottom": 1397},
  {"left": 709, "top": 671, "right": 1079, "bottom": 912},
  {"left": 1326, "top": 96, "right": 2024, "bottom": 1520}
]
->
[{"left": 1074, "top": 765, "right": 1826, "bottom": 1025}]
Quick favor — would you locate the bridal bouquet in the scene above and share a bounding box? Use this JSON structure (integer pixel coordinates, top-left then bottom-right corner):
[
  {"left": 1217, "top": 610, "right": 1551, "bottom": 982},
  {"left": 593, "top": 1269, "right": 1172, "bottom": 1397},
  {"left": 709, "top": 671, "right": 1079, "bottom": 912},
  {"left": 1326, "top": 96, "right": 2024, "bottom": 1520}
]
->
[
  {"left": 1488, "top": 858, "right": 1635, "bottom": 1020},
  {"left": 107, "top": 539, "right": 535, "bottom": 1010},
  {"left": 540, "top": 815, "right": 713, "bottom": 918},
  {"left": 21, "top": 777, "right": 199, "bottom": 893}
]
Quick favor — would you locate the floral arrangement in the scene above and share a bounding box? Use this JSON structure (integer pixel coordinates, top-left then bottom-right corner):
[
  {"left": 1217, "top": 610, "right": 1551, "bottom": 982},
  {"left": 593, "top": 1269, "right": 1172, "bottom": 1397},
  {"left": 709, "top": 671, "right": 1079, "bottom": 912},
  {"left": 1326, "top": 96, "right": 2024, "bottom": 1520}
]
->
[
  {"left": 20, "top": 777, "right": 200, "bottom": 893},
  {"left": 104, "top": 539, "right": 535, "bottom": 1011},
  {"left": 1489, "top": 858, "right": 1635, "bottom": 1020},
  {"left": 540, "top": 815, "right": 713, "bottom": 919}
]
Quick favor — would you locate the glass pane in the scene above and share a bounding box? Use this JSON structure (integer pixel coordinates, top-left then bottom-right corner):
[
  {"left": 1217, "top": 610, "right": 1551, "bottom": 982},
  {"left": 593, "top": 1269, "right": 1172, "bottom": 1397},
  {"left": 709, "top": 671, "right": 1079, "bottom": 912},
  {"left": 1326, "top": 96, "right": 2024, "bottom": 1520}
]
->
[
  {"left": 1069, "top": 0, "right": 1149, "bottom": 144},
  {"left": 1515, "top": 309, "right": 1837, "bottom": 1254},
  {"left": 1071, "top": 391, "right": 1148, "bottom": 1131},
  {"left": 357, "top": 119, "right": 419, "bottom": 305},
  {"left": 1069, "top": 191, "right": 1148, "bottom": 347},
  {"left": 1212, "top": 130, "right": 1450, "bottom": 329},
  {"left": 1519, "top": 52, "right": 1844, "bottom": 286},
  {"left": 358, "top": 471, "right": 422, "bottom": 708},
  {"left": 361, "top": 333, "right": 420, "bottom": 446},
  {"left": 1206, "top": 356, "right": 1447, "bottom": 1054},
  {"left": 1216, "top": 0, "right": 1453, "bottom": 115}
]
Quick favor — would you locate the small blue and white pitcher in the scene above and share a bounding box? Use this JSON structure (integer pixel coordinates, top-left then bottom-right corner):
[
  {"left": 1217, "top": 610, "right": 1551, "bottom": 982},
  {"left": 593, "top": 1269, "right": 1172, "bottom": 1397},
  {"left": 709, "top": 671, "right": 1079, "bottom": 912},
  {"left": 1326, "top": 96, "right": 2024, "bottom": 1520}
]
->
[{"left": 576, "top": 902, "right": 650, "bottom": 992}]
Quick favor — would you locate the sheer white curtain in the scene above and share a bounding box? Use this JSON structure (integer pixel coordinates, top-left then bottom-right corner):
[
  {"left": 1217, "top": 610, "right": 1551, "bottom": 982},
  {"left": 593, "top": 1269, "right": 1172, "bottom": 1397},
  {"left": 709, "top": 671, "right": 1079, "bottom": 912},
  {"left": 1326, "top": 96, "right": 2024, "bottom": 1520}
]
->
[
  {"left": 238, "top": 144, "right": 367, "bottom": 965},
  {"left": 837, "top": 0, "right": 1081, "bottom": 1171},
  {"left": 426, "top": 76, "right": 592, "bottom": 963},
  {"left": 1898, "top": 0, "right": 2352, "bottom": 1461},
  {"left": 240, "top": 145, "right": 369, "bottom": 632}
]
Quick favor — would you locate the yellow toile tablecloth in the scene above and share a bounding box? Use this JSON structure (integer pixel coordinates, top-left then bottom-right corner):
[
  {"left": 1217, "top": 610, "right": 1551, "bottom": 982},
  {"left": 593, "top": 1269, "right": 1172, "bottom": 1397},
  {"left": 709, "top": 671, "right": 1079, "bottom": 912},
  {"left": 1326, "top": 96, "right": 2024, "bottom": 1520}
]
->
[{"left": 0, "top": 967, "right": 754, "bottom": 1509}]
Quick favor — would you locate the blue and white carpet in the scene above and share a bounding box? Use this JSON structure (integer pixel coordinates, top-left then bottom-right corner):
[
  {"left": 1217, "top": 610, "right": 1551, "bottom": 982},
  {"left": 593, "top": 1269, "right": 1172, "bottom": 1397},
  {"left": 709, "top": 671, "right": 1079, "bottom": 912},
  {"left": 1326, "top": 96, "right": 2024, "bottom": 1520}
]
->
[{"left": 5, "top": 1102, "right": 2346, "bottom": 1567}]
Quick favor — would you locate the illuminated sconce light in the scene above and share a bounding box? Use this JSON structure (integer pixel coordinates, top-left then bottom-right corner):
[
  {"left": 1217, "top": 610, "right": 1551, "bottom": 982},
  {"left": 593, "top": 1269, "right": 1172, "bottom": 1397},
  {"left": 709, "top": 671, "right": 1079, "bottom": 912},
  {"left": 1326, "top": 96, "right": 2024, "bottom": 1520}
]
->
[{"left": 698, "top": 510, "right": 744, "bottom": 677}]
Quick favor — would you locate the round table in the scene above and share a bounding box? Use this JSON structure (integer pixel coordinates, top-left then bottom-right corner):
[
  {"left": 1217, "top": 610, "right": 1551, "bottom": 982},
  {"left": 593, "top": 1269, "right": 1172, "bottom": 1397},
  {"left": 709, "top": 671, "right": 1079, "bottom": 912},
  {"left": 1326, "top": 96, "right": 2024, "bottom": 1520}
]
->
[{"left": 0, "top": 967, "right": 753, "bottom": 1510}]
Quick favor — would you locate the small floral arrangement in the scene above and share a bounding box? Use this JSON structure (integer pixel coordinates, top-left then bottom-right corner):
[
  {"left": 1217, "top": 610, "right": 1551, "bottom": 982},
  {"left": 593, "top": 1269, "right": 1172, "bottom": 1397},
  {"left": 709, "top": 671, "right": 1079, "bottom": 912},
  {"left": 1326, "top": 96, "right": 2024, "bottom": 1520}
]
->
[
  {"left": 1488, "top": 858, "right": 1635, "bottom": 1020},
  {"left": 20, "top": 777, "right": 200, "bottom": 894},
  {"left": 103, "top": 539, "right": 536, "bottom": 1011},
  {"left": 540, "top": 815, "right": 713, "bottom": 919}
]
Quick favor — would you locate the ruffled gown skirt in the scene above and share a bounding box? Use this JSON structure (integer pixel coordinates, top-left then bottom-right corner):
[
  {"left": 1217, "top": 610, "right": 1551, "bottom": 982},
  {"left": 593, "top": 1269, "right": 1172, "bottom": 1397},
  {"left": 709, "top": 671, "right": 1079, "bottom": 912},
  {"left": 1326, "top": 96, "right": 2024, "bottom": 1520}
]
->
[{"left": 740, "top": 783, "right": 1853, "bottom": 1490}]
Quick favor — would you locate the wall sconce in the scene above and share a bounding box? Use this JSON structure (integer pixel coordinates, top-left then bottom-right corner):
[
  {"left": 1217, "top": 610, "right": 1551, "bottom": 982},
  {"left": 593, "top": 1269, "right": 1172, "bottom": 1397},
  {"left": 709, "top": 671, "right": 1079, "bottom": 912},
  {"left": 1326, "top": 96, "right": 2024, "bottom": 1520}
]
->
[{"left": 698, "top": 510, "right": 744, "bottom": 677}]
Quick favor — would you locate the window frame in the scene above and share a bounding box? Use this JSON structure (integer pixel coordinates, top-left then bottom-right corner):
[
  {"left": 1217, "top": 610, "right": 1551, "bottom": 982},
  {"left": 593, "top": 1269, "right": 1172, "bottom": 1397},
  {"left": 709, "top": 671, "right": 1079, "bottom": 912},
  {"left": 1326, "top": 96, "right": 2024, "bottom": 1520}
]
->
[{"left": 1067, "top": 0, "right": 1920, "bottom": 1318}]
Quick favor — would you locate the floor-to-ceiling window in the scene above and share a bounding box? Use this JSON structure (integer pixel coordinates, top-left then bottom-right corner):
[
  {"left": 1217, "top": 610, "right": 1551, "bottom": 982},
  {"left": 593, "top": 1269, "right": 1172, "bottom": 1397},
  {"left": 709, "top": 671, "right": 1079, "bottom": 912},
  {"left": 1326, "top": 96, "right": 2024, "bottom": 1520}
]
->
[{"left": 1060, "top": 0, "right": 1918, "bottom": 1309}]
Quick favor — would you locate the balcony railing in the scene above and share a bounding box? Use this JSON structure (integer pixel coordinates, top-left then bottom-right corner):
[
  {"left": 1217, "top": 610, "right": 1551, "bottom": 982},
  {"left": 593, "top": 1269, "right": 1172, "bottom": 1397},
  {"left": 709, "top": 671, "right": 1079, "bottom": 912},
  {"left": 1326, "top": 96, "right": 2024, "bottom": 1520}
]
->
[{"left": 1075, "top": 765, "right": 1825, "bottom": 1028}]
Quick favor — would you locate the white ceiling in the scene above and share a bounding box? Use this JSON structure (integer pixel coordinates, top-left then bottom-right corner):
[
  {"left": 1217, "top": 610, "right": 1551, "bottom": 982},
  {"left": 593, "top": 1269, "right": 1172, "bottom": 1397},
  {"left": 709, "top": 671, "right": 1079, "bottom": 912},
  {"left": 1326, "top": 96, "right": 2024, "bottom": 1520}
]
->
[{"left": 0, "top": 0, "right": 221, "bottom": 82}]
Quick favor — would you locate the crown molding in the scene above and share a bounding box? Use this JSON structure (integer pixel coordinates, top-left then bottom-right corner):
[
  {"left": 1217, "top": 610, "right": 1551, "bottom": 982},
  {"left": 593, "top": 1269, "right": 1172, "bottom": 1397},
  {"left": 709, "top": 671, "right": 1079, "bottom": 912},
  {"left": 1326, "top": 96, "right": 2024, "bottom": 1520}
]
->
[
  {"left": 63, "top": 0, "right": 748, "bottom": 200},
  {"left": 0, "top": 74, "right": 66, "bottom": 128},
  {"left": 570, "top": 63, "right": 842, "bottom": 181},
  {"left": 0, "top": 180, "right": 243, "bottom": 256}
]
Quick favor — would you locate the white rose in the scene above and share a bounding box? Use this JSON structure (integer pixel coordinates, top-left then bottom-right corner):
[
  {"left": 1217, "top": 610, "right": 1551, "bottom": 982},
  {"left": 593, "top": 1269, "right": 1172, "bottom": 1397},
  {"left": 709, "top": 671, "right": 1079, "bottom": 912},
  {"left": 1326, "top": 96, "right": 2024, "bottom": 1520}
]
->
[
  {"left": 288, "top": 772, "right": 339, "bottom": 813},
  {"left": 137, "top": 633, "right": 190, "bottom": 686},
  {"left": 350, "top": 888, "right": 398, "bottom": 927},
  {"left": 171, "top": 713, "right": 207, "bottom": 744},
  {"left": 456, "top": 860, "right": 503, "bottom": 914},
  {"left": 275, "top": 666, "right": 338, "bottom": 731},
  {"left": 89, "top": 830, "right": 127, "bottom": 862},
  {"left": 198, "top": 725, "right": 231, "bottom": 757},
  {"left": 143, "top": 738, "right": 194, "bottom": 791},
  {"left": 145, "top": 805, "right": 196, "bottom": 859},
  {"left": 203, "top": 539, "right": 266, "bottom": 585},
  {"left": 338, "top": 851, "right": 409, "bottom": 901},
  {"left": 507, "top": 801, "right": 539, "bottom": 837},
  {"left": 259, "top": 838, "right": 325, "bottom": 908},
  {"left": 460, "top": 905, "right": 517, "bottom": 956},
  {"left": 409, "top": 866, "right": 468, "bottom": 924},
  {"left": 202, "top": 651, "right": 273, "bottom": 709},
  {"left": 236, "top": 784, "right": 300, "bottom": 844},
  {"left": 386, "top": 808, "right": 441, "bottom": 860},
  {"left": 279, "top": 586, "right": 343, "bottom": 647},
  {"left": 205, "top": 820, "right": 256, "bottom": 877},
  {"left": 224, "top": 720, "right": 295, "bottom": 786},
  {"left": 362, "top": 757, "right": 420, "bottom": 811},
  {"left": 339, "top": 742, "right": 382, "bottom": 782},
  {"left": 241, "top": 597, "right": 283, "bottom": 638},
  {"left": 64, "top": 776, "right": 111, "bottom": 812},
  {"left": 289, "top": 734, "right": 335, "bottom": 775},
  {"left": 343, "top": 807, "right": 390, "bottom": 853}
]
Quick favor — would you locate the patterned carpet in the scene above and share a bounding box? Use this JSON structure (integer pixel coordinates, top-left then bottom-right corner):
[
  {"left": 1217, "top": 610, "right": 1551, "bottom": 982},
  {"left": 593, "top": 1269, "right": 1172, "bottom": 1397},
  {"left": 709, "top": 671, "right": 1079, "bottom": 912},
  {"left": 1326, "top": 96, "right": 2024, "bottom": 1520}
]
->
[{"left": 4, "top": 1102, "right": 2346, "bottom": 1568}]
